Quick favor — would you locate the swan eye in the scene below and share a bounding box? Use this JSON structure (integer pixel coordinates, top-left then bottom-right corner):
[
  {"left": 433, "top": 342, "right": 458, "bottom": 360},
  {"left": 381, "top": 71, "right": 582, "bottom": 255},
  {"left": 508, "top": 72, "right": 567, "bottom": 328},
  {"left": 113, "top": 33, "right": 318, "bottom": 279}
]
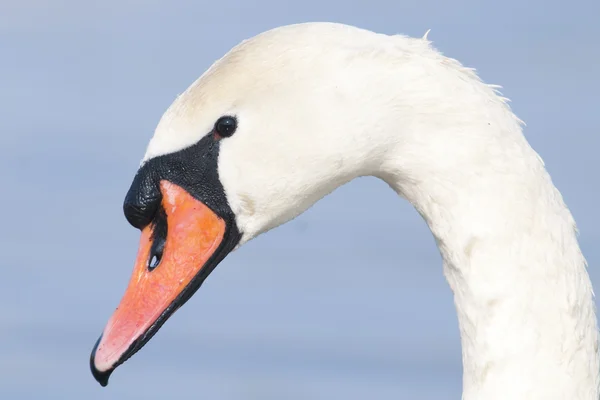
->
[{"left": 214, "top": 116, "right": 237, "bottom": 138}]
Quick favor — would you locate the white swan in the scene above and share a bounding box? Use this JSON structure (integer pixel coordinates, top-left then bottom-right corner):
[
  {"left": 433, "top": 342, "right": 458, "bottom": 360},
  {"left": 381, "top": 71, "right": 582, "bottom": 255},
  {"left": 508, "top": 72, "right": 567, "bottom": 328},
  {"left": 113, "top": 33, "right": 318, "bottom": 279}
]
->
[{"left": 89, "top": 22, "right": 599, "bottom": 399}]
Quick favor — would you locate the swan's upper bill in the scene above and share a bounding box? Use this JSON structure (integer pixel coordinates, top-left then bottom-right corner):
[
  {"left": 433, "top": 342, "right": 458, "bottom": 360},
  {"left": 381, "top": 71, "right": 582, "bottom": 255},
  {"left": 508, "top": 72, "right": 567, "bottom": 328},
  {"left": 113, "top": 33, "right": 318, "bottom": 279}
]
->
[{"left": 89, "top": 22, "right": 599, "bottom": 399}]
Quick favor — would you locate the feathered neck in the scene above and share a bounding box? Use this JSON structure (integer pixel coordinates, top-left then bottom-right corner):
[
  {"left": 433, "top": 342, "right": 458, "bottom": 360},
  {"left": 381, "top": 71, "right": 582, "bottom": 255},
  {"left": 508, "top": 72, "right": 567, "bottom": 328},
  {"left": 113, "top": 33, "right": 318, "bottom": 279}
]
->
[{"left": 382, "top": 130, "right": 599, "bottom": 399}]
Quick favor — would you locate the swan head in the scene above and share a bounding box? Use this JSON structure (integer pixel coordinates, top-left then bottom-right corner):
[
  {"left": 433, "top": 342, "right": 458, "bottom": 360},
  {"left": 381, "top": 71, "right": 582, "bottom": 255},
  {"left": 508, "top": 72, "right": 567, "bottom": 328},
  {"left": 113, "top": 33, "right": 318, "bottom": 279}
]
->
[{"left": 90, "top": 22, "right": 520, "bottom": 386}]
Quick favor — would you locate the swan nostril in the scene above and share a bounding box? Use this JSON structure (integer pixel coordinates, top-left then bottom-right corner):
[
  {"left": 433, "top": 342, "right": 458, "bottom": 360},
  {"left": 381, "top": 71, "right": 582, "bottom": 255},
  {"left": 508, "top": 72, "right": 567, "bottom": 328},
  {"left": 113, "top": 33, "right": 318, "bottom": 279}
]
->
[
  {"left": 147, "top": 206, "right": 167, "bottom": 272},
  {"left": 148, "top": 235, "right": 165, "bottom": 271},
  {"left": 148, "top": 253, "right": 161, "bottom": 270}
]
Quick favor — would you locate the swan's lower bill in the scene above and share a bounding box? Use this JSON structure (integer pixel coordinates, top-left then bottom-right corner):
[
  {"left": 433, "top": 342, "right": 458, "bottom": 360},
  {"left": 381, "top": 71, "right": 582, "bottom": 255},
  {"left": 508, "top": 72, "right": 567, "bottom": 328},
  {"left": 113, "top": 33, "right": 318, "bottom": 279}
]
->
[{"left": 90, "top": 182, "right": 228, "bottom": 386}]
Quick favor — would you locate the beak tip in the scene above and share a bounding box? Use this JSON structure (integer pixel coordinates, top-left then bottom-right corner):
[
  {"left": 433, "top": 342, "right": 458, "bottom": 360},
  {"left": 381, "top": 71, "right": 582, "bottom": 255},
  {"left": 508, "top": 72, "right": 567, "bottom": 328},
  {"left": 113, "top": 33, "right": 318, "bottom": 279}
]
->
[
  {"left": 92, "top": 368, "right": 112, "bottom": 387},
  {"left": 90, "top": 335, "right": 113, "bottom": 387}
]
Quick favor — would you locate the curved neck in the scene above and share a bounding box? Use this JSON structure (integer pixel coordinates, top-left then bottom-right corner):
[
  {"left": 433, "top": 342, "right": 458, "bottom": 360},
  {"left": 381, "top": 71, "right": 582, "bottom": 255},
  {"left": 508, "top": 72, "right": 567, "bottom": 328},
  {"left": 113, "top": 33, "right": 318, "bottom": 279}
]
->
[{"left": 379, "top": 144, "right": 599, "bottom": 399}]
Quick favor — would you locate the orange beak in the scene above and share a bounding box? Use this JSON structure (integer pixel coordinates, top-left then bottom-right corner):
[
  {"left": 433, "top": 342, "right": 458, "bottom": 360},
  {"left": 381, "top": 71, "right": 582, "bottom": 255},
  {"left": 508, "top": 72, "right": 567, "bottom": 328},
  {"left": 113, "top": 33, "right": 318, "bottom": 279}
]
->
[{"left": 90, "top": 181, "right": 227, "bottom": 386}]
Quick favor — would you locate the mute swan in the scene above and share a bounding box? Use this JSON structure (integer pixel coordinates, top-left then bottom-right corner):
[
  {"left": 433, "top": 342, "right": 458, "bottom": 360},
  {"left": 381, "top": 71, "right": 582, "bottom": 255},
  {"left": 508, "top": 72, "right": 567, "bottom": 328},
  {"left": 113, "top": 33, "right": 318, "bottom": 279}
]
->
[{"left": 89, "top": 22, "right": 599, "bottom": 399}]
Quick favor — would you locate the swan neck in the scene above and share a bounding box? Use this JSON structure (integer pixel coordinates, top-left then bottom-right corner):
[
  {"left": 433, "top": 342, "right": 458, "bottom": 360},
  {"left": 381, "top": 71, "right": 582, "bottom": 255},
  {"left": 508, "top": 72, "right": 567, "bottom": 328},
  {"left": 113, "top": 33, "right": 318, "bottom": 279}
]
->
[{"left": 382, "top": 157, "right": 600, "bottom": 399}]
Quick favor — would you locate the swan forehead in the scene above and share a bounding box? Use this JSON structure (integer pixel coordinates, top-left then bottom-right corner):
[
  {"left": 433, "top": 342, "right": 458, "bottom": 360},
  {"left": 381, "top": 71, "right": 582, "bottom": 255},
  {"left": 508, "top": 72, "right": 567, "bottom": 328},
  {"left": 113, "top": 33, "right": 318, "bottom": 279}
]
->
[{"left": 141, "top": 22, "right": 407, "bottom": 162}]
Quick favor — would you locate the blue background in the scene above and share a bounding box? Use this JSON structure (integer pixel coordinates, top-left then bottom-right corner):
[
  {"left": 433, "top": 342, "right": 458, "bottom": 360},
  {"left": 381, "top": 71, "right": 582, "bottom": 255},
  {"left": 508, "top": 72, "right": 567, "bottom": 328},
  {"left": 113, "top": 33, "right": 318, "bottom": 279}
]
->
[{"left": 1, "top": 1, "right": 598, "bottom": 398}]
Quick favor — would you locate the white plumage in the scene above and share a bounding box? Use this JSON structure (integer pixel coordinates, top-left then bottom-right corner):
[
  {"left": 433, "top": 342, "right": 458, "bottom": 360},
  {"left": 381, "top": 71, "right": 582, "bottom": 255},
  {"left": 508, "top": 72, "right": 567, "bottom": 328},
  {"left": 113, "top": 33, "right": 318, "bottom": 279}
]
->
[{"left": 142, "top": 22, "right": 599, "bottom": 399}]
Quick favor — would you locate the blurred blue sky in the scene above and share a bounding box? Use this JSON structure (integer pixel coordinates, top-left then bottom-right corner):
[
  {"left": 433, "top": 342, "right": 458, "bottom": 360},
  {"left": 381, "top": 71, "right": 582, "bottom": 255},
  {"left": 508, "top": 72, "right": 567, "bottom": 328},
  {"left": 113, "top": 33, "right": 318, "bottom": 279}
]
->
[{"left": 1, "top": 1, "right": 599, "bottom": 399}]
